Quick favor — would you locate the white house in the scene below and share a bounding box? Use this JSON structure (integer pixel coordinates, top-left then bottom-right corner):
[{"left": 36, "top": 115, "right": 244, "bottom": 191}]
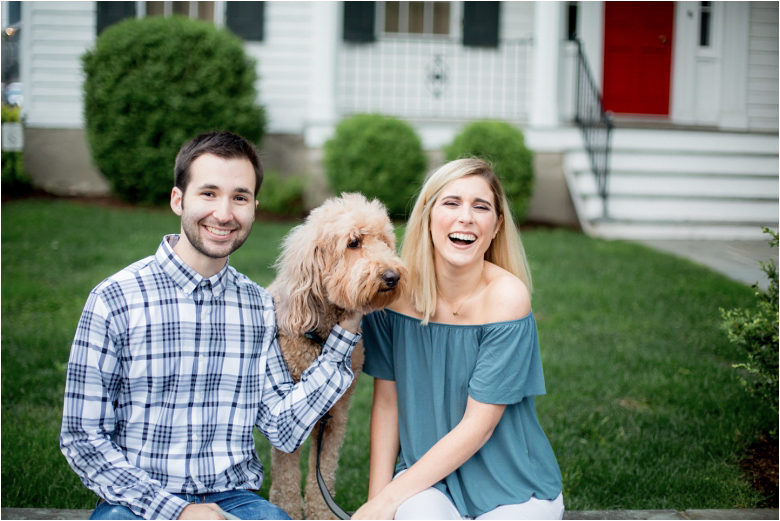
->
[{"left": 7, "top": 1, "right": 779, "bottom": 239}]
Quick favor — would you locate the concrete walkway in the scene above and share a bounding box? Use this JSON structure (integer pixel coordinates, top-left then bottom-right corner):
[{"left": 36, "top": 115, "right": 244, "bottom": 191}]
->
[
  {"left": 636, "top": 239, "right": 777, "bottom": 292},
  {"left": 2, "top": 507, "right": 779, "bottom": 520}
]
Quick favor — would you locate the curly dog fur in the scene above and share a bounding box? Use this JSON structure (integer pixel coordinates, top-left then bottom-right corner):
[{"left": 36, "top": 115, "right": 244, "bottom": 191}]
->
[{"left": 268, "top": 193, "right": 407, "bottom": 519}]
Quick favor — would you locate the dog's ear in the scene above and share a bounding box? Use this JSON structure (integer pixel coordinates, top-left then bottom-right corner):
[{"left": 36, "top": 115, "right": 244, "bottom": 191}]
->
[{"left": 273, "top": 222, "right": 329, "bottom": 334}]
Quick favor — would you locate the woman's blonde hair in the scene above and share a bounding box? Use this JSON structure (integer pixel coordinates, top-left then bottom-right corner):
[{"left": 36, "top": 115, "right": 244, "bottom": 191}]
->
[{"left": 401, "top": 158, "right": 533, "bottom": 324}]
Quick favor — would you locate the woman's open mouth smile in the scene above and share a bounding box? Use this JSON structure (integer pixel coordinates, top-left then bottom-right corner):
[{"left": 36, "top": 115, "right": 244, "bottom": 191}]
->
[{"left": 448, "top": 232, "right": 477, "bottom": 247}]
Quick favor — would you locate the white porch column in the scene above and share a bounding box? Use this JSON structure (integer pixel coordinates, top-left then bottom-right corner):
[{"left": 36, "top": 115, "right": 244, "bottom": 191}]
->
[
  {"left": 719, "top": 2, "right": 749, "bottom": 130},
  {"left": 305, "top": 1, "right": 340, "bottom": 147},
  {"left": 530, "top": 2, "right": 563, "bottom": 128}
]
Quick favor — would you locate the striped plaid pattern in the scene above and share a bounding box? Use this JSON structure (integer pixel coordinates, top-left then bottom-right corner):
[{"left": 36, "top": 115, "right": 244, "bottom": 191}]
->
[{"left": 60, "top": 235, "right": 359, "bottom": 520}]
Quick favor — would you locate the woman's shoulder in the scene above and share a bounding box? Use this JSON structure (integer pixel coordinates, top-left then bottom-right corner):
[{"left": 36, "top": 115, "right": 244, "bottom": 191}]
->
[
  {"left": 482, "top": 264, "right": 531, "bottom": 323},
  {"left": 387, "top": 298, "right": 423, "bottom": 320}
]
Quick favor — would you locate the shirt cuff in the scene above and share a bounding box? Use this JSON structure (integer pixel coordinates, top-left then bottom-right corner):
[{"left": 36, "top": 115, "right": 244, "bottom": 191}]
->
[
  {"left": 144, "top": 490, "right": 190, "bottom": 520},
  {"left": 323, "top": 324, "right": 361, "bottom": 359}
]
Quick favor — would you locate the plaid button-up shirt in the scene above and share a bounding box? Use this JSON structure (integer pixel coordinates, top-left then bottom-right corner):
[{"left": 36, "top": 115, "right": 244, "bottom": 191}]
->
[{"left": 61, "top": 235, "right": 360, "bottom": 520}]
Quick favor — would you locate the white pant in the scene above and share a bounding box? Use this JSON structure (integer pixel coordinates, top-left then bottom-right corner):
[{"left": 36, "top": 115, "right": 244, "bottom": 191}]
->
[{"left": 393, "top": 479, "right": 564, "bottom": 520}]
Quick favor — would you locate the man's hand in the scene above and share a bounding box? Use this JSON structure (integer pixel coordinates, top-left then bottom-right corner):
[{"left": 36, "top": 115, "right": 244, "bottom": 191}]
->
[
  {"left": 177, "top": 503, "right": 226, "bottom": 520},
  {"left": 339, "top": 311, "right": 363, "bottom": 334}
]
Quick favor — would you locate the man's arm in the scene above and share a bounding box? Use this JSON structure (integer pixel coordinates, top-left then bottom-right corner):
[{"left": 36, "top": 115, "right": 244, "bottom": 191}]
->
[
  {"left": 60, "top": 289, "right": 190, "bottom": 520},
  {"left": 256, "top": 312, "right": 362, "bottom": 453}
]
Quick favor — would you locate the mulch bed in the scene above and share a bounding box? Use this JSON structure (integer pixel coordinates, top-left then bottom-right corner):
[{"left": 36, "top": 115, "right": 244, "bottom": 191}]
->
[{"left": 740, "top": 432, "right": 779, "bottom": 508}]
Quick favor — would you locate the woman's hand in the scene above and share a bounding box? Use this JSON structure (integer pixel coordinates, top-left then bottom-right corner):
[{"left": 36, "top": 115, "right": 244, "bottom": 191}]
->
[{"left": 352, "top": 494, "right": 400, "bottom": 520}]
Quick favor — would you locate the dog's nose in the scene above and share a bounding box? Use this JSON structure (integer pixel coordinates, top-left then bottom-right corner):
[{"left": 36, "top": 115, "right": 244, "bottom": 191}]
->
[{"left": 382, "top": 270, "right": 400, "bottom": 288}]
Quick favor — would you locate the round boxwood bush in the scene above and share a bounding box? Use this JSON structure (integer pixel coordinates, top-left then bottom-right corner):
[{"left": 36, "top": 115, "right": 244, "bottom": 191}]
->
[
  {"left": 324, "top": 114, "right": 427, "bottom": 219},
  {"left": 444, "top": 121, "right": 534, "bottom": 222},
  {"left": 83, "top": 16, "right": 265, "bottom": 205}
]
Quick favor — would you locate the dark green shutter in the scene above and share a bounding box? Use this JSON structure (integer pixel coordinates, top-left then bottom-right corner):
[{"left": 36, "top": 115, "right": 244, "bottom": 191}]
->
[
  {"left": 343, "top": 2, "right": 375, "bottom": 43},
  {"left": 96, "top": 2, "right": 136, "bottom": 35},
  {"left": 226, "top": 2, "right": 265, "bottom": 41},
  {"left": 463, "top": 1, "right": 500, "bottom": 48},
  {"left": 8, "top": 1, "right": 20, "bottom": 25}
]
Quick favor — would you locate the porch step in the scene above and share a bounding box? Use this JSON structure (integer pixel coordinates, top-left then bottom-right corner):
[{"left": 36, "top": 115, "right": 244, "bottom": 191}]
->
[{"left": 564, "top": 128, "right": 779, "bottom": 240}]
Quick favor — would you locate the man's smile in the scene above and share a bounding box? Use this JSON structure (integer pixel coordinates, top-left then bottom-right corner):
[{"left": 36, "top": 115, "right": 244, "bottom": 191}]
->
[{"left": 205, "top": 225, "right": 233, "bottom": 237}]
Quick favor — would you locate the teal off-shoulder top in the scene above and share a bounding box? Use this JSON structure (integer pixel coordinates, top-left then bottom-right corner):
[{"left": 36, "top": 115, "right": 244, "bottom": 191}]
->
[{"left": 362, "top": 309, "right": 563, "bottom": 518}]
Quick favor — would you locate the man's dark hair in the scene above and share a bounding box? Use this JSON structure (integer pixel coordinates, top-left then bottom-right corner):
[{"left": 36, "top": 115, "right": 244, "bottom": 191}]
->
[{"left": 174, "top": 131, "right": 263, "bottom": 196}]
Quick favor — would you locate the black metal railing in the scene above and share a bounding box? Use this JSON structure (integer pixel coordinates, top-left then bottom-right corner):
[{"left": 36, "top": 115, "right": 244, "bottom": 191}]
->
[{"left": 573, "top": 38, "right": 613, "bottom": 217}]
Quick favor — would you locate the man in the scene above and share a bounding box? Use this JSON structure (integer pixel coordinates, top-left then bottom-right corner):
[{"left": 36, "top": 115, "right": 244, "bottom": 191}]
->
[{"left": 61, "top": 132, "right": 362, "bottom": 520}]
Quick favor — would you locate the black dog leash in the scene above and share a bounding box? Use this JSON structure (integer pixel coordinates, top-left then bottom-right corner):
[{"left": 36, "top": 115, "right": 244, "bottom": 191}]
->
[
  {"left": 316, "top": 412, "right": 353, "bottom": 520},
  {"left": 306, "top": 328, "right": 353, "bottom": 519}
]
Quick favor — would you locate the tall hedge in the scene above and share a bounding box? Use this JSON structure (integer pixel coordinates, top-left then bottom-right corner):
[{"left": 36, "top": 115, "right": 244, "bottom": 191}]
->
[
  {"left": 324, "top": 114, "right": 427, "bottom": 219},
  {"left": 444, "top": 121, "right": 534, "bottom": 222},
  {"left": 82, "top": 16, "right": 265, "bottom": 205}
]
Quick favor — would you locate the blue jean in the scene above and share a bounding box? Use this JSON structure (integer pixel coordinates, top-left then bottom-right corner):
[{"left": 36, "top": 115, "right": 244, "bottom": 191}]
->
[{"left": 89, "top": 490, "right": 291, "bottom": 520}]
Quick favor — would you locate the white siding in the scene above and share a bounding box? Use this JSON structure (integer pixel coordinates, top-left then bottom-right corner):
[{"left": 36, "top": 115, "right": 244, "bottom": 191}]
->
[
  {"left": 747, "top": 1, "right": 779, "bottom": 131},
  {"left": 23, "top": 2, "right": 95, "bottom": 128},
  {"left": 243, "top": 2, "right": 314, "bottom": 134},
  {"left": 500, "top": 1, "right": 534, "bottom": 40},
  {"left": 335, "top": 2, "right": 535, "bottom": 123},
  {"left": 336, "top": 39, "right": 532, "bottom": 122}
]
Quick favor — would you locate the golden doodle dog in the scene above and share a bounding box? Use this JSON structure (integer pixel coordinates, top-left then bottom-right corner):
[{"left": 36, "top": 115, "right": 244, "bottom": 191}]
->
[{"left": 268, "top": 192, "right": 407, "bottom": 519}]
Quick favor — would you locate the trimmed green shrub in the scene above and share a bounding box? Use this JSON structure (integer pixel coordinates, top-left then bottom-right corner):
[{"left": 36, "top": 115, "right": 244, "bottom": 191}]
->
[
  {"left": 1, "top": 104, "right": 32, "bottom": 198},
  {"left": 82, "top": 16, "right": 265, "bottom": 205},
  {"left": 324, "top": 114, "right": 427, "bottom": 219},
  {"left": 444, "top": 120, "right": 534, "bottom": 222},
  {"left": 721, "top": 228, "right": 779, "bottom": 432},
  {"left": 257, "top": 171, "right": 306, "bottom": 217}
]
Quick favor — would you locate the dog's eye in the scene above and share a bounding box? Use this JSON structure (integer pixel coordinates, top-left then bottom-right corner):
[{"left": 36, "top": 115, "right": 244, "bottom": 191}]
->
[{"left": 347, "top": 238, "right": 361, "bottom": 249}]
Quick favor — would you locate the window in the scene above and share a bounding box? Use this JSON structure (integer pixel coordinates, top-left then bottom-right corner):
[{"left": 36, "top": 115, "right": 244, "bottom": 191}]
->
[
  {"left": 699, "top": 1, "right": 711, "bottom": 47},
  {"left": 97, "top": 2, "right": 265, "bottom": 42},
  {"left": 144, "top": 1, "right": 216, "bottom": 22},
  {"left": 380, "top": 2, "right": 451, "bottom": 37}
]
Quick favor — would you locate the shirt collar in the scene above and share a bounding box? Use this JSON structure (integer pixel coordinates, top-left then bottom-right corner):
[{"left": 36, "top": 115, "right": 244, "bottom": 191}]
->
[{"left": 155, "top": 235, "right": 232, "bottom": 297}]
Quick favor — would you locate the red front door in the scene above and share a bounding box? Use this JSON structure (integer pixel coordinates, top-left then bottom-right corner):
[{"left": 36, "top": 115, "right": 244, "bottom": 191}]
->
[{"left": 602, "top": 2, "right": 675, "bottom": 116}]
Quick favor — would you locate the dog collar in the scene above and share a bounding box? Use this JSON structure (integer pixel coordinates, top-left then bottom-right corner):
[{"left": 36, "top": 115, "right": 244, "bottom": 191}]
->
[{"left": 305, "top": 329, "right": 327, "bottom": 347}]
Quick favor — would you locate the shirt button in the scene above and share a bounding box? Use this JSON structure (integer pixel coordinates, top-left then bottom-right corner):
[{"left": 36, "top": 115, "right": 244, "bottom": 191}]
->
[{"left": 193, "top": 434, "right": 199, "bottom": 441}]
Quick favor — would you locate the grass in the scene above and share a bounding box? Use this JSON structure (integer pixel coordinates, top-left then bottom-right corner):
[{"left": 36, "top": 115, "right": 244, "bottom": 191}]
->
[{"left": 1, "top": 198, "right": 772, "bottom": 512}]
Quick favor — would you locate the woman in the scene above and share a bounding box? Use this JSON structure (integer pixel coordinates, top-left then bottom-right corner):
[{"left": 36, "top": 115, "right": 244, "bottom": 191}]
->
[{"left": 354, "top": 158, "right": 564, "bottom": 520}]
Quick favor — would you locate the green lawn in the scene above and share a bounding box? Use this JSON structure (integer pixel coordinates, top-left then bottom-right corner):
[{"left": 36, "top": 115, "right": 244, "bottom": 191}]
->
[{"left": 1, "top": 198, "right": 771, "bottom": 512}]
